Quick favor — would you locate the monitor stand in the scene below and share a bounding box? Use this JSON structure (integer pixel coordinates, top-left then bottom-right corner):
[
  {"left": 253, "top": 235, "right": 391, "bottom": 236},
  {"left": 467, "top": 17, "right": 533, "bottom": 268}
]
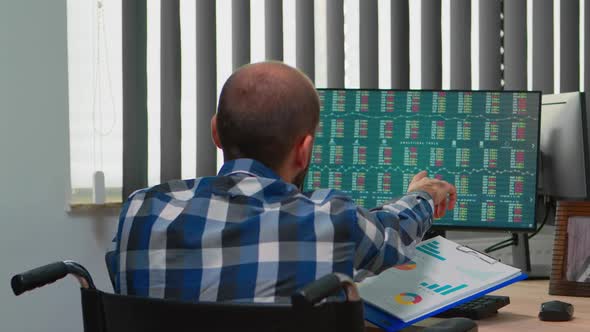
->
[
  {"left": 423, "top": 228, "right": 446, "bottom": 241},
  {"left": 511, "top": 233, "right": 551, "bottom": 279}
]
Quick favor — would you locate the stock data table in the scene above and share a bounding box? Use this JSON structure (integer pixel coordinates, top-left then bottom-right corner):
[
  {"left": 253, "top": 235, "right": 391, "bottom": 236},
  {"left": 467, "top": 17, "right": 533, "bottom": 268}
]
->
[{"left": 304, "top": 89, "right": 540, "bottom": 230}]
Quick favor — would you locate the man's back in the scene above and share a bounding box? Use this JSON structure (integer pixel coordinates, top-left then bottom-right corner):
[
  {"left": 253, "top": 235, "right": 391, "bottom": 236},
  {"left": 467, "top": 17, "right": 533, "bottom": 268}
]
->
[{"left": 112, "top": 159, "right": 434, "bottom": 303}]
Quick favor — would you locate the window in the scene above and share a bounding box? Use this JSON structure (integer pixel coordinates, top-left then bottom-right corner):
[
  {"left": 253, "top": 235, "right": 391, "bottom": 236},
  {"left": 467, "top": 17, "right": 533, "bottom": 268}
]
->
[
  {"left": 66, "top": 0, "right": 207, "bottom": 204},
  {"left": 69, "top": 1, "right": 578, "bottom": 205},
  {"left": 66, "top": 0, "right": 267, "bottom": 204},
  {"left": 65, "top": 0, "right": 443, "bottom": 205},
  {"left": 67, "top": 0, "right": 123, "bottom": 204}
]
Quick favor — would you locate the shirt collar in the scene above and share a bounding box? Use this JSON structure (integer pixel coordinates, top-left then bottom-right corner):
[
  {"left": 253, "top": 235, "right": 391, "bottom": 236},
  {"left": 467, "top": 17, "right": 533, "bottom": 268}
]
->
[{"left": 218, "top": 158, "right": 282, "bottom": 180}]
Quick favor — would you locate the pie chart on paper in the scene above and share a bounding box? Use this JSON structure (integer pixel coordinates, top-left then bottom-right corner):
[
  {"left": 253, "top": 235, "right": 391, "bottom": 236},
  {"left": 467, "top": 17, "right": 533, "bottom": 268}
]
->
[
  {"left": 394, "top": 292, "right": 423, "bottom": 305},
  {"left": 394, "top": 261, "right": 417, "bottom": 271}
]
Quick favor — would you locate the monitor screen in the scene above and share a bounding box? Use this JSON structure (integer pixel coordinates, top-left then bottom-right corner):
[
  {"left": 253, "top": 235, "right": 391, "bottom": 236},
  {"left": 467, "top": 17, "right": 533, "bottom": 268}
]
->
[{"left": 304, "top": 89, "right": 541, "bottom": 231}]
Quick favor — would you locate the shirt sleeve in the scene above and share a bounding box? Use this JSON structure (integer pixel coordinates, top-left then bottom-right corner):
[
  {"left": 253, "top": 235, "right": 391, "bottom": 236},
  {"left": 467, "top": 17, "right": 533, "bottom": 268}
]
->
[{"left": 352, "top": 191, "right": 434, "bottom": 281}]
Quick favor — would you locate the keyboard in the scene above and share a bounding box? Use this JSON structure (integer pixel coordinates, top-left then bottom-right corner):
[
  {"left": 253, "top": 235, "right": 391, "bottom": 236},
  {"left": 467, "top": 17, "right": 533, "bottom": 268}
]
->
[{"left": 434, "top": 295, "right": 511, "bottom": 320}]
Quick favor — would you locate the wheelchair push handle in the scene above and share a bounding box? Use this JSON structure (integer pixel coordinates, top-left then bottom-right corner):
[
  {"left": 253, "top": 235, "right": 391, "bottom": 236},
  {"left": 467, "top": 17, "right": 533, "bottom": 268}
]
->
[
  {"left": 11, "top": 262, "right": 69, "bottom": 295},
  {"left": 11, "top": 261, "right": 96, "bottom": 296}
]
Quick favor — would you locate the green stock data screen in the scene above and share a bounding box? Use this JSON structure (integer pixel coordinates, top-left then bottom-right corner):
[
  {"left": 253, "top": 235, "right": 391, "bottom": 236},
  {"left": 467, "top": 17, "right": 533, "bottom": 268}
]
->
[{"left": 304, "top": 89, "right": 541, "bottom": 230}]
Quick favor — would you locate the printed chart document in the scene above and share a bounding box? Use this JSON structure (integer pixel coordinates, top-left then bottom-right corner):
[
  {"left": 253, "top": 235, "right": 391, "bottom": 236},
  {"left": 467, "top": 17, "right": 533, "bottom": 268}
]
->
[{"left": 358, "top": 236, "right": 523, "bottom": 323}]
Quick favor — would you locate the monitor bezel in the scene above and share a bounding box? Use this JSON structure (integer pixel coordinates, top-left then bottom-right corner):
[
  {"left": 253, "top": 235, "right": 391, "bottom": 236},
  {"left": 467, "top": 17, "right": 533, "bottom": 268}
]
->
[
  {"left": 536, "top": 92, "right": 589, "bottom": 200},
  {"left": 314, "top": 88, "right": 542, "bottom": 233},
  {"left": 582, "top": 92, "right": 590, "bottom": 198}
]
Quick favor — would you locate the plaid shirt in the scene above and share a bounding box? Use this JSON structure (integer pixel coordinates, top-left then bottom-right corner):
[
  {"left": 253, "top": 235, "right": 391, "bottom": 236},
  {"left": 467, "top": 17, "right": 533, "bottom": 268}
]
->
[{"left": 111, "top": 159, "right": 434, "bottom": 303}]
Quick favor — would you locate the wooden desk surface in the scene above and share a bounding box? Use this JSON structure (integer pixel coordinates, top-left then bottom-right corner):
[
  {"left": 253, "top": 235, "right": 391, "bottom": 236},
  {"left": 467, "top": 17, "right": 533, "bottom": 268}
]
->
[
  {"left": 371, "top": 280, "right": 590, "bottom": 331},
  {"left": 475, "top": 280, "right": 590, "bottom": 331}
]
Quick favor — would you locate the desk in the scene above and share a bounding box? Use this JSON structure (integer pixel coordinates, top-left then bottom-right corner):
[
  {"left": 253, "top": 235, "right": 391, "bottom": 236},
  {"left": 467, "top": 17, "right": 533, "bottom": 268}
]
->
[
  {"left": 474, "top": 280, "right": 589, "bottom": 331},
  {"left": 369, "top": 280, "right": 590, "bottom": 331}
]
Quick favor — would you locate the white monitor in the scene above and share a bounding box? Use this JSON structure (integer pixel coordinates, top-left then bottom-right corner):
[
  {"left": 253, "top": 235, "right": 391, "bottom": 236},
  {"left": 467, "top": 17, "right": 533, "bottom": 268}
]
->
[{"left": 539, "top": 92, "right": 589, "bottom": 199}]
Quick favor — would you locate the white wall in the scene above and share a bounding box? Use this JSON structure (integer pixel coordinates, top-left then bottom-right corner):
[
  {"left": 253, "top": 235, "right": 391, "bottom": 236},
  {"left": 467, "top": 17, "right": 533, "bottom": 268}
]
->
[{"left": 0, "top": 1, "right": 118, "bottom": 331}]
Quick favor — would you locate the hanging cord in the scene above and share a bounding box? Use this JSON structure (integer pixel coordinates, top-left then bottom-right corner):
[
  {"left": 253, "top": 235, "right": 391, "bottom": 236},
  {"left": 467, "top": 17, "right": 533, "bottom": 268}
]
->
[
  {"left": 91, "top": 1, "right": 99, "bottom": 171},
  {"left": 91, "top": 0, "right": 118, "bottom": 171},
  {"left": 527, "top": 198, "right": 555, "bottom": 240},
  {"left": 96, "top": 0, "right": 118, "bottom": 137},
  {"left": 484, "top": 198, "right": 553, "bottom": 254},
  {"left": 484, "top": 236, "right": 515, "bottom": 254}
]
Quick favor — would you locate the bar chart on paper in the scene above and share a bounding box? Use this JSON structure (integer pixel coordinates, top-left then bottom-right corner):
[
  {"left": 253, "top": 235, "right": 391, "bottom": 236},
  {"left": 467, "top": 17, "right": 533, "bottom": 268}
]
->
[
  {"left": 419, "top": 281, "right": 468, "bottom": 295},
  {"left": 416, "top": 240, "right": 446, "bottom": 261}
]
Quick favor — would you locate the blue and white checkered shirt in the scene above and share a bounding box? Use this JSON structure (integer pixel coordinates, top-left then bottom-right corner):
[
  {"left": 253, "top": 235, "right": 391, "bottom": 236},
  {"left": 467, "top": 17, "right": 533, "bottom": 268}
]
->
[{"left": 111, "top": 159, "right": 434, "bottom": 303}]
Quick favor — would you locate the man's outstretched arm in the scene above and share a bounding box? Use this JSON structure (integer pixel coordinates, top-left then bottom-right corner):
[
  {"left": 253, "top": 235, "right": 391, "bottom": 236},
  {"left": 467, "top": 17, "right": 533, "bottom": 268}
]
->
[{"left": 352, "top": 172, "right": 456, "bottom": 280}]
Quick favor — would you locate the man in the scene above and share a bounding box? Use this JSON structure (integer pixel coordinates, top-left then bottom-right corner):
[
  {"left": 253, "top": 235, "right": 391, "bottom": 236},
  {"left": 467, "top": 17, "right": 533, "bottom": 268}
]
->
[{"left": 111, "top": 62, "right": 456, "bottom": 303}]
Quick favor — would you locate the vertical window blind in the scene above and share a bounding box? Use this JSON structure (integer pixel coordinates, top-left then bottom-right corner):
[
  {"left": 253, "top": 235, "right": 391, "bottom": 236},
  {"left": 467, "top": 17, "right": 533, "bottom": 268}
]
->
[{"left": 66, "top": 0, "right": 589, "bottom": 203}]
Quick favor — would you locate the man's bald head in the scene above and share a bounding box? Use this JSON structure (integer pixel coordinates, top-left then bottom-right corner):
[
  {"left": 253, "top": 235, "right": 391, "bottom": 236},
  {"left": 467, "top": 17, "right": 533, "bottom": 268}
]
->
[{"left": 216, "top": 62, "right": 320, "bottom": 171}]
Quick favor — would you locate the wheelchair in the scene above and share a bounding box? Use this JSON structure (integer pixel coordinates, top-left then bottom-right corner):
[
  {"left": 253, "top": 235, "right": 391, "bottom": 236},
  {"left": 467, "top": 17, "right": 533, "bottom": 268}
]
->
[
  {"left": 11, "top": 260, "right": 365, "bottom": 332},
  {"left": 11, "top": 260, "right": 477, "bottom": 332}
]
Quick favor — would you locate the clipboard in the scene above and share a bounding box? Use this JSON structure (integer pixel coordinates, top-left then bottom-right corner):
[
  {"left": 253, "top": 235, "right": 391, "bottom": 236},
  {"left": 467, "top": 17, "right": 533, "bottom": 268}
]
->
[
  {"left": 454, "top": 245, "right": 501, "bottom": 265},
  {"left": 364, "top": 272, "right": 527, "bottom": 331},
  {"left": 360, "top": 237, "right": 527, "bottom": 331}
]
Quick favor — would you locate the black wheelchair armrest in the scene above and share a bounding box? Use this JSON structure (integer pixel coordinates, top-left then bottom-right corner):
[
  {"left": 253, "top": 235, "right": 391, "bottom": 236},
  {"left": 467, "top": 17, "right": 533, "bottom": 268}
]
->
[{"left": 291, "top": 273, "right": 360, "bottom": 307}]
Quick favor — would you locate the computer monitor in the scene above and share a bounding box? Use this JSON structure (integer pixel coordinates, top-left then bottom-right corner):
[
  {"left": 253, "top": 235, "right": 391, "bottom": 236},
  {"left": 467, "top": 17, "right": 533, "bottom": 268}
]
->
[
  {"left": 304, "top": 89, "right": 541, "bottom": 232},
  {"left": 539, "top": 92, "right": 589, "bottom": 199}
]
